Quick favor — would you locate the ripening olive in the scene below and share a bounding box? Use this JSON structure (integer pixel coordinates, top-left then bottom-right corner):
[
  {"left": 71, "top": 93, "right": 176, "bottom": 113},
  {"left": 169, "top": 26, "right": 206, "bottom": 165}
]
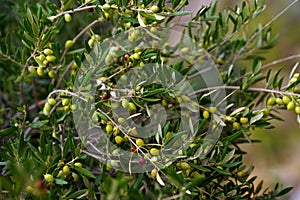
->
[{"left": 115, "top": 135, "right": 124, "bottom": 144}]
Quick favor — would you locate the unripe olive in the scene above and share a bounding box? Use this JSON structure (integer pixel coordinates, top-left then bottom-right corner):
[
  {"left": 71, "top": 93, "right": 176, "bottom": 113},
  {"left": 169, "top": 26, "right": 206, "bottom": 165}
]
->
[
  {"left": 267, "top": 97, "right": 276, "bottom": 106},
  {"left": 113, "top": 126, "right": 120, "bottom": 135},
  {"left": 117, "top": 117, "right": 126, "bottom": 124},
  {"left": 91, "top": 34, "right": 101, "bottom": 41},
  {"left": 287, "top": 101, "right": 295, "bottom": 111},
  {"left": 150, "top": 148, "right": 159, "bottom": 156},
  {"left": 128, "top": 102, "right": 137, "bottom": 112},
  {"left": 61, "top": 99, "right": 69, "bottom": 107},
  {"left": 240, "top": 117, "right": 248, "bottom": 124},
  {"left": 46, "top": 55, "right": 56, "bottom": 62},
  {"left": 102, "top": 3, "right": 111, "bottom": 11},
  {"left": 161, "top": 99, "right": 168, "bottom": 107},
  {"left": 203, "top": 110, "right": 210, "bottom": 119},
  {"left": 293, "top": 86, "right": 300, "bottom": 93},
  {"left": 150, "top": 5, "right": 160, "bottom": 13},
  {"left": 282, "top": 96, "right": 291, "bottom": 105},
  {"left": 104, "top": 12, "right": 110, "bottom": 20},
  {"left": 293, "top": 73, "right": 300, "bottom": 79},
  {"left": 179, "top": 162, "right": 191, "bottom": 170},
  {"left": 133, "top": 52, "right": 140, "bottom": 60},
  {"left": 275, "top": 98, "right": 284, "bottom": 105},
  {"left": 28, "top": 66, "right": 36, "bottom": 74},
  {"left": 44, "top": 174, "right": 54, "bottom": 183},
  {"left": 43, "top": 48, "right": 53, "bottom": 55},
  {"left": 233, "top": 122, "right": 240, "bottom": 130},
  {"left": 44, "top": 102, "right": 51, "bottom": 112},
  {"left": 37, "top": 66, "right": 44, "bottom": 76},
  {"left": 64, "top": 13, "right": 72, "bottom": 22},
  {"left": 70, "top": 104, "right": 77, "bottom": 111},
  {"left": 295, "top": 106, "right": 300, "bottom": 114},
  {"left": 224, "top": 116, "right": 233, "bottom": 122},
  {"left": 48, "top": 98, "right": 56, "bottom": 106},
  {"left": 63, "top": 165, "right": 70, "bottom": 174},
  {"left": 136, "top": 138, "right": 145, "bottom": 147},
  {"left": 263, "top": 109, "right": 270, "bottom": 117},
  {"left": 106, "top": 124, "right": 113, "bottom": 134},
  {"left": 115, "top": 135, "right": 124, "bottom": 144},
  {"left": 64, "top": 105, "right": 70, "bottom": 112},
  {"left": 88, "top": 38, "right": 95, "bottom": 48},
  {"left": 121, "top": 99, "right": 129, "bottom": 108},
  {"left": 48, "top": 70, "right": 56, "bottom": 78},
  {"left": 37, "top": 54, "right": 45, "bottom": 61},
  {"left": 65, "top": 40, "right": 75, "bottom": 48},
  {"left": 74, "top": 162, "right": 82, "bottom": 168},
  {"left": 25, "top": 185, "right": 34, "bottom": 194},
  {"left": 165, "top": 131, "right": 172, "bottom": 139},
  {"left": 180, "top": 47, "right": 189, "bottom": 54},
  {"left": 289, "top": 77, "right": 298, "bottom": 84},
  {"left": 208, "top": 107, "right": 217, "bottom": 113},
  {"left": 43, "top": 60, "right": 49, "bottom": 65}
]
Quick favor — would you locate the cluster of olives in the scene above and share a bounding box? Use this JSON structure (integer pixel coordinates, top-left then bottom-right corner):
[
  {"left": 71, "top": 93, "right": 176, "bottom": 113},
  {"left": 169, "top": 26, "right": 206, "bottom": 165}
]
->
[
  {"left": 29, "top": 48, "right": 56, "bottom": 78},
  {"left": 43, "top": 96, "right": 76, "bottom": 115},
  {"left": 266, "top": 73, "right": 300, "bottom": 115}
]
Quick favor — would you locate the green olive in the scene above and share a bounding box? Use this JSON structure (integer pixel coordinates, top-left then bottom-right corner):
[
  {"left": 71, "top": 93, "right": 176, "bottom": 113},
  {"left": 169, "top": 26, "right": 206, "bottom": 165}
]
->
[
  {"left": 46, "top": 55, "right": 56, "bottom": 62},
  {"left": 44, "top": 174, "right": 54, "bottom": 183},
  {"left": 28, "top": 66, "right": 36, "bottom": 74},
  {"left": 65, "top": 40, "right": 75, "bottom": 48},
  {"left": 203, "top": 111, "right": 210, "bottom": 119},
  {"left": 136, "top": 139, "right": 145, "bottom": 147},
  {"left": 43, "top": 48, "right": 53, "bottom": 55},
  {"left": 267, "top": 97, "right": 276, "bottom": 106},
  {"left": 48, "top": 98, "right": 56, "bottom": 106},
  {"left": 48, "top": 70, "right": 56, "bottom": 78},
  {"left": 287, "top": 101, "right": 295, "bottom": 110},
  {"left": 282, "top": 96, "right": 291, "bottom": 104},
  {"left": 63, "top": 165, "right": 70, "bottom": 174},
  {"left": 233, "top": 122, "right": 240, "bottom": 130},
  {"left": 115, "top": 135, "right": 124, "bottom": 144},
  {"left": 37, "top": 66, "right": 44, "bottom": 76},
  {"left": 240, "top": 117, "right": 248, "bottom": 124},
  {"left": 64, "top": 13, "right": 72, "bottom": 22},
  {"left": 106, "top": 124, "right": 113, "bottom": 134},
  {"left": 150, "top": 148, "right": 159, "bottom": 156},
  {"left": 128, "top": 102, "right": 137, "bottom": 112},
  {"left": 295, "top": 106, "right": 300, "bottom": 114}
]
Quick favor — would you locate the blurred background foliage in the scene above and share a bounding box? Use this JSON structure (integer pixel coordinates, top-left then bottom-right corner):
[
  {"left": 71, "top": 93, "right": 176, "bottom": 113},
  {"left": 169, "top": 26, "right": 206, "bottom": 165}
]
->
[{"left": 218, "top": 0, "right": 300, "bottom": 199}]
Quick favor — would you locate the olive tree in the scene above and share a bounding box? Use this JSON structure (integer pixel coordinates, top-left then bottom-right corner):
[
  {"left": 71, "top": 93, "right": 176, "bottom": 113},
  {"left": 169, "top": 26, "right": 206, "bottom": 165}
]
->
[{"left": 0, "top": 0, "right": 299, "bottom": 199}]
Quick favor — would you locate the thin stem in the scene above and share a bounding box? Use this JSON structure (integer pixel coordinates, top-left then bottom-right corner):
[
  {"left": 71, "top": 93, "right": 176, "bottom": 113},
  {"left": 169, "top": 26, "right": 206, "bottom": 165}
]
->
[
  {"left": 47, "top": 89, "right": 87, "bottom": 102},
  {"left": 190, "top": 85, "right": 300, "bottom": 98},
  {"left": 232, "top": 0, "right": 299, "bottom": 63}
]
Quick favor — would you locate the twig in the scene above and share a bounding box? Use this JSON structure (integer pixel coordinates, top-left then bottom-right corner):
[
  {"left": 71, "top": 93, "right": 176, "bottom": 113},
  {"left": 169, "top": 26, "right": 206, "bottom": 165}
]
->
[{"left": 190, "top": 85, "right": 300, "bottom": 98}]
